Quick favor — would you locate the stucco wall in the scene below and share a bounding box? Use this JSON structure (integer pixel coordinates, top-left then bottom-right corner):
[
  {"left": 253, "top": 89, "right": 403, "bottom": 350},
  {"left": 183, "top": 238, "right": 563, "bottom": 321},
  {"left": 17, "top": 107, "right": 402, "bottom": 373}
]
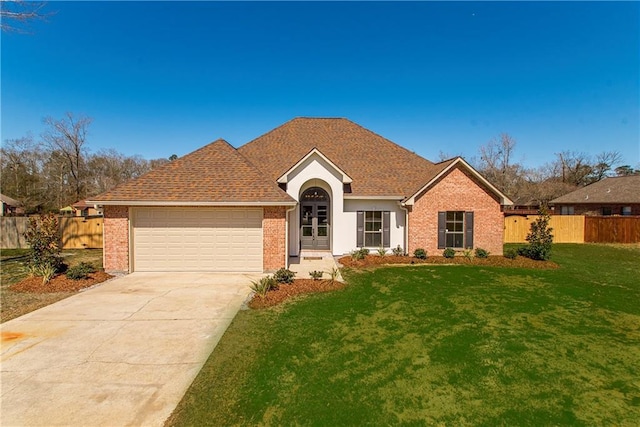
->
[
  {"left": 284, "top": 153, "right": 346, "bottom": 256},
  {"left": 408, "top": 166, "right": 504, "bottom": 256},
  {"left": 103, "top": 205, "right": 130, "bottom": 273}
]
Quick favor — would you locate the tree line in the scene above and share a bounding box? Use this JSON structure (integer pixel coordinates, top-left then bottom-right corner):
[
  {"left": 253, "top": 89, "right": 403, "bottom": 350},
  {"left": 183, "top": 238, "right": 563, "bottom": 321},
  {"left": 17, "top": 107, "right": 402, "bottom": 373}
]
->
[
  {"left": 461, "top": 133, "right": 638, "bottom": 208},
  {"left": 1, "top": 113, "right": 171, "bottom": 213},
  {"left": 2, "top": 113, "right": 638, "bottom": 214}
]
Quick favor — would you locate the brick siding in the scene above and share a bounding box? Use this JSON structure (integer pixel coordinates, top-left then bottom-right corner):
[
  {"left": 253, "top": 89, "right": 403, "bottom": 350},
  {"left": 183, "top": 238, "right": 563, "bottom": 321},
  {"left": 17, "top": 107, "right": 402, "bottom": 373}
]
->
[
  {"left": 554, "top": 203, "right": 640, "bottom": 216},
  {"left": 263, "top": 206, "right": 287, "bottom": 271},
  {"left": 408, "top": 166, "right": 504, "bottom": 256},
  {"left": 103, "top": 205, "right": 130, "bottom": 273}
]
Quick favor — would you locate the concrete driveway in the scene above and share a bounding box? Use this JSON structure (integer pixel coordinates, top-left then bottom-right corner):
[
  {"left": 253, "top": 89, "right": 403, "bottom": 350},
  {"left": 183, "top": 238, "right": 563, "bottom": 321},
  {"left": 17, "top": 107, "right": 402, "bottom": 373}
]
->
[{"left": 1, "top": 272, "right": 257, "bottom": 427}]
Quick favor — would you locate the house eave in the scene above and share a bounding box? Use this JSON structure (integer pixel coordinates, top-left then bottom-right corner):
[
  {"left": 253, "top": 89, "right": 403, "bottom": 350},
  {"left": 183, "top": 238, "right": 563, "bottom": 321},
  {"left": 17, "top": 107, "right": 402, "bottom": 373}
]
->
[
  {"left": 343, "top": 195, "right": 404, "bottom": 200},
  {"left": 86, "top": 200, "right": 298, "bottom": 207}
]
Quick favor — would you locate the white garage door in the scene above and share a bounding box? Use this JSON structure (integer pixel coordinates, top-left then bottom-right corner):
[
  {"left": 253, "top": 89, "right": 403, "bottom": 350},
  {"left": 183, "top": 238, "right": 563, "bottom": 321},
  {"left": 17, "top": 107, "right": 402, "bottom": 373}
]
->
[{"left": 132, "top": 207, "right": 263, "bottom": 272}]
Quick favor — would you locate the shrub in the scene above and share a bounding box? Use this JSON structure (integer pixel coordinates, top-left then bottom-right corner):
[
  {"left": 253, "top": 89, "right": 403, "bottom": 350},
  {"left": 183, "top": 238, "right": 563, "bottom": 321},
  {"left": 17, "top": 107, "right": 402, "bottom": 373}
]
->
[
  {"left": 443, "top": 248, "right": 456, "bottom": 259},
  {"left": 23, "top": 213, "right": 64, "bottom": 284},
  {"left": 414, "top": 248, "right": 427, "bottom": 259},
  {"left": 377, "top": 247, "right": 387, "bottom": 257},
  {"left": 66, "top": 262, "right": 96, "bottom": 280},
  {"left": 250, "top": 275, "right": 278, "bottom": 299},
  {"left": 523, "top": 208, "right": 554, "bottom": 260},
  {"left": 309, "top": 270, "right": 323, "bottom": 280},
  {"left": 474, "top": 248, "right": 489, "bottom": 258},
  {"left": 327, "top": 267, "right": 340, "bottom": 282},
  {"left": 273, "top": 268, "right": 295, "bottom": 284},
  {"left": 504, "top": 248, "right": 518, "bottom": 260},
  {"left": 391, "top": 245, "right": 405, "bottom": 256},
  {"left": 350, "top": 248, "right": 370, "bottom": 261}
]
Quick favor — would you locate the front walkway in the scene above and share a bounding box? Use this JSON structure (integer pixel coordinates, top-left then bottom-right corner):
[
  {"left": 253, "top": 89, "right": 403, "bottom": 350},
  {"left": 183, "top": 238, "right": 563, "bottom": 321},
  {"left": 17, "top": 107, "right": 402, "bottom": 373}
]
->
[
  {"left": 288, "top": 251, "right": 344, "bottom": 281},
  {"left": 0, "top": 272, "right": 257, "bottom": 427}
]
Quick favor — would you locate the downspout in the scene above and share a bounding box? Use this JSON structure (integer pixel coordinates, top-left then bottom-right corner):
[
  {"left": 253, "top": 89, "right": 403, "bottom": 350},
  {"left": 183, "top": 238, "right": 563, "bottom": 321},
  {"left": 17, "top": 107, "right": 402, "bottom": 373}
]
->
[
  {"left": 284, "top": 204, "right": 297, "bottom": 268},
  {"left": 398, "top": 201, "right": 409, "bottom": 255}
]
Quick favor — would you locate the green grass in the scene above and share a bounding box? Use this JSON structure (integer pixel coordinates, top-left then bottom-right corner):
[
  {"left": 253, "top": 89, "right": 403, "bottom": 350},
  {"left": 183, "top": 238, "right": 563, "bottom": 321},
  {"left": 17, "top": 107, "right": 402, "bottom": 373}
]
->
[
  {"left": 1, "top": 248, "right": 103, "bottom": 323},
  {"left": 167, "top": 244, "right": 640, "bottom": 426}
]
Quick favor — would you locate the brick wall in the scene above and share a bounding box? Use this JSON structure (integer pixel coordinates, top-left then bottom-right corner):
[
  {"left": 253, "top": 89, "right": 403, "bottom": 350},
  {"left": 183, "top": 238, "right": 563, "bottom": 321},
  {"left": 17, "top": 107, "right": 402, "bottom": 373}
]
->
[
  {"left": 263, "top": 206, "right": 287, "bottom": 271},
  {"left": 103, "top": 205, "right": 129, "bottom": 273},
  {"left": 408, "top": 166, "right": 504, "bottom": 255},
  {"left": 555, "top": 203, "right": 640, "bottom": 216}
]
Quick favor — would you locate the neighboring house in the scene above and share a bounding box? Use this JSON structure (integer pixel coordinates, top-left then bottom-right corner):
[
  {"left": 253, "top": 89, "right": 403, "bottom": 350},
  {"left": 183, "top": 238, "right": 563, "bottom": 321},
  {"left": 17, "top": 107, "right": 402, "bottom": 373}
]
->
[
  {"left": 0, "top": 193, "right": 22, "bottom": 216},
  {"left": 550, "top": 175, "right": 640, "bottom": 216},
  {"left": 61, "top": 200, "right": 104, "bottom": 217},
  {"left": 88, "top": 118, "right": 512, "bottom": 274}
]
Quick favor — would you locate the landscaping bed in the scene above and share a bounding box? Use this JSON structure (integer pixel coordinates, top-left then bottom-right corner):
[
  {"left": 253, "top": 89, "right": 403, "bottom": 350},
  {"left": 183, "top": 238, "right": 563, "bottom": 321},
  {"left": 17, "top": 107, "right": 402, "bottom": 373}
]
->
[
  {"left": 248, "top": 279, "right": 346, "bottom": 309},
  {"left": 338, "top": 254, "right": 559, "bottom": 269},
  {"left": 10, "top": 271, "right": 113, "bottom": 293}
]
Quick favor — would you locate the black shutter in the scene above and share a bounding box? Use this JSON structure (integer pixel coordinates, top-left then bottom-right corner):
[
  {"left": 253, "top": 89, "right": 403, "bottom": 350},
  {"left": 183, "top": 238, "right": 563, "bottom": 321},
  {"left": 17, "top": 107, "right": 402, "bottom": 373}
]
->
[
  {"left": 382, "top": 211, "right": 390, "bottom": 247},
  {"left": 437, "top": 211, "right": 446, "bottom": 249},
  {"left": 357, "top": 211, "right": 364, "bottom": 247},
  {"left": 465, "top": 211, "right": 474, "bottom": 249}
]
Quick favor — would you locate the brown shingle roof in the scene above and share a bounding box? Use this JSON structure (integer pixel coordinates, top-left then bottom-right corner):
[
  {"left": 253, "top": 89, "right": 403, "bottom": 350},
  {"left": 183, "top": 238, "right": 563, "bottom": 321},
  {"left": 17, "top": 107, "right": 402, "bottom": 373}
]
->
[
  {"left": 90, "top": 139, "right": 294, "bottom": 204},
  {"left": 237, "top": 117, "right": 445, "bottom": 198},
  {"left": 550, "top": 175, "right": 640, "bottom": 204}
]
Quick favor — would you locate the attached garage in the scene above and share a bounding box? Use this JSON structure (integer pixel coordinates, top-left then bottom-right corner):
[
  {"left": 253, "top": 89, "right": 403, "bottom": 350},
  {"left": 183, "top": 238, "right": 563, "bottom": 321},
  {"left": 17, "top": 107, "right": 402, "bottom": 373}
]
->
[{"left": 132, "top": 207, "right": 263, "bottom": 272}]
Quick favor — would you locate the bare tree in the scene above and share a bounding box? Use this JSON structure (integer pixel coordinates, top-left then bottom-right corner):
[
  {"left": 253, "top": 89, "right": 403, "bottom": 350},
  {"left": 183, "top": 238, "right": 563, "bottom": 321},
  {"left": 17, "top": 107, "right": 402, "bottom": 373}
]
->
[
  {"left": 477, "top": 133, "right": 525, "bottom": 201},
  {"left": 41, "top": 113, "right": 93, "bottom": 202},
  {"left": 589, "top": 151, "right": 623, "bottom": 182},
  {"left": 1, "top": 1, "right": 50, "bottom": 33}
]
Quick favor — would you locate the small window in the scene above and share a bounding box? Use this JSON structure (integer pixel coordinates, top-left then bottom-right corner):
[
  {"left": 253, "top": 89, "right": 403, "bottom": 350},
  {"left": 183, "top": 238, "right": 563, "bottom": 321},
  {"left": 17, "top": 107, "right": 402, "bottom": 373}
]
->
[
  {"left": 561, "top": 206, "right": 574, "bottom": 215},
  {"left": 602, "top": 207, "right": 612, "bottom": 216},
  {"left": 364, "top": 211, "right": 382, "bottom": 247},
  {"left": 622, "top": 206, "right": 632, "bottom": 216}
]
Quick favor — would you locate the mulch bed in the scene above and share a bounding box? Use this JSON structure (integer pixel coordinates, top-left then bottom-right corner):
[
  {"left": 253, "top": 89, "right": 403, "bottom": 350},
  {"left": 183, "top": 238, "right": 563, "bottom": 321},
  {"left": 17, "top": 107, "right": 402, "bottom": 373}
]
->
[
  {"left": 10, "top": 271, "right": 114, "bottom": 293},
  {"left": 248, "top": 255, "right": 557, "bottom": 308},
  {"left": 338, "top": 254, "right": 559, "bottom": 269},
  {"left": 248, "top": 279, "right": 346, "bottom": 309}
]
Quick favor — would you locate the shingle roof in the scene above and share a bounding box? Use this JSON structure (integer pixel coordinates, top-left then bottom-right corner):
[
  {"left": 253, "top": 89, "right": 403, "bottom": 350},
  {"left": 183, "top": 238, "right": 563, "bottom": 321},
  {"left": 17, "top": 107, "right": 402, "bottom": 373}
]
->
[
  {"left": 237, "top": 117, "right": 446, "bottom": 198},
  {"left": 90, "top": 139, "right": 295, "bottom": 204},
  {"left": 550, "top": 175, "right": 640, "bottom": 204},
  {"left": 0, "top": 193, "right": 20, "bottom": 206}
]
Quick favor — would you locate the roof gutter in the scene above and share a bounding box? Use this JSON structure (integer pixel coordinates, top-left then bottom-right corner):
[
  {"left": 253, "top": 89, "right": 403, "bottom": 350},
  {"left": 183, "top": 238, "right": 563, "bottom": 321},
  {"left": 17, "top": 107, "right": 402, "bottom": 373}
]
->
[{"left": 87, "top": 200, "right": 297, "bottom": 207}]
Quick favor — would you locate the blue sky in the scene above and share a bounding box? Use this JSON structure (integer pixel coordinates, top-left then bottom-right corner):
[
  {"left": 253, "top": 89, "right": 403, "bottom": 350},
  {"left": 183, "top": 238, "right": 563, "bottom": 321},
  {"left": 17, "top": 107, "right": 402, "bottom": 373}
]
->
[{"left": 2, "top": 1, "right": 639, "bottom": 169}]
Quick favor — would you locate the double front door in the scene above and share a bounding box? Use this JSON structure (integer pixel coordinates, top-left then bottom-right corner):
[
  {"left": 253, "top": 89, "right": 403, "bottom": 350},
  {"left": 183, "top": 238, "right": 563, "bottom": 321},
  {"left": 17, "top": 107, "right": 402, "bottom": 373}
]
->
[{"left": 300, "top": 202, "right": 329, "bottom": 250}]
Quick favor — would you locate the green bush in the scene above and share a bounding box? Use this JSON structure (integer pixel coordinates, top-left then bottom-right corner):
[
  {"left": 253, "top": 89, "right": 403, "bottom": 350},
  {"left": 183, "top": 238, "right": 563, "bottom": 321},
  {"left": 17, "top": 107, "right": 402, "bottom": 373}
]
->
[
  {"left": 377, "top": 247, "right": 387, "bottom": 257},
  {"left": 443, "top": 248, "right": 456, "bottom": 259},
  {"left": 23, "top": 213, "right": 64, "bottom": 284},
  {"left": 523, "top": 209, "right": 554, "bottom": 260},
  {"left": 350, "top": 248, "right": 370, "bottom": 261},
  {"left": 391, "top": 245, "right": 405, "bottom": 256},
  {"left": 474, "top": 248, "right": 489, "bottom": 258},
  {"left": 66, "top": 262, "right": 96, "bottom": 280},
  {"left": 327, "top": 267, "right": 340, "bottom": 282},
  {"left": 250, "top": 276, "right": 278, "bottom": 299},
  {"left": 273, "top": 268, "right": 296, "bottom": 284},
  {"left": 504, "top": 248, "right": 519, "bottom": 260},
  {"left": 309, "top": 270, "right": 323, "bottom": 280},
  {"left": 414, "top": 248, "right": 427, "bottom": 259}
]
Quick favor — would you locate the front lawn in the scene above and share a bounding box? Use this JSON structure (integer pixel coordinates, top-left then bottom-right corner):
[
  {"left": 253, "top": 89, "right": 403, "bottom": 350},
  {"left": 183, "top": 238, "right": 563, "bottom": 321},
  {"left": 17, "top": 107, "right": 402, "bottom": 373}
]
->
[
  {"left": 167, "top": 244, "right": 640, "bottom": 426},
  {"left": 1, "top": 248, "right": 104, "bottom": 323}
]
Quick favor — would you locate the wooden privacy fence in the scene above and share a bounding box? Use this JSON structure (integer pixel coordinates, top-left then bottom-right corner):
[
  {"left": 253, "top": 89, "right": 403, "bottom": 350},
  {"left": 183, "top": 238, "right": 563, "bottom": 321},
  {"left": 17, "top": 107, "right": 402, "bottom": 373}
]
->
[
  {"left": 504, "top": 215, "right": 585, "bottom": 243},
  {"left": 584, "top": 216, "right": 640, "bottom": 243},
  {"left": 504, "top": 215, "right": 640, "bottom": 244},
  {"left": 0, "top": 217, "right": 103, "bottom": 249}
]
